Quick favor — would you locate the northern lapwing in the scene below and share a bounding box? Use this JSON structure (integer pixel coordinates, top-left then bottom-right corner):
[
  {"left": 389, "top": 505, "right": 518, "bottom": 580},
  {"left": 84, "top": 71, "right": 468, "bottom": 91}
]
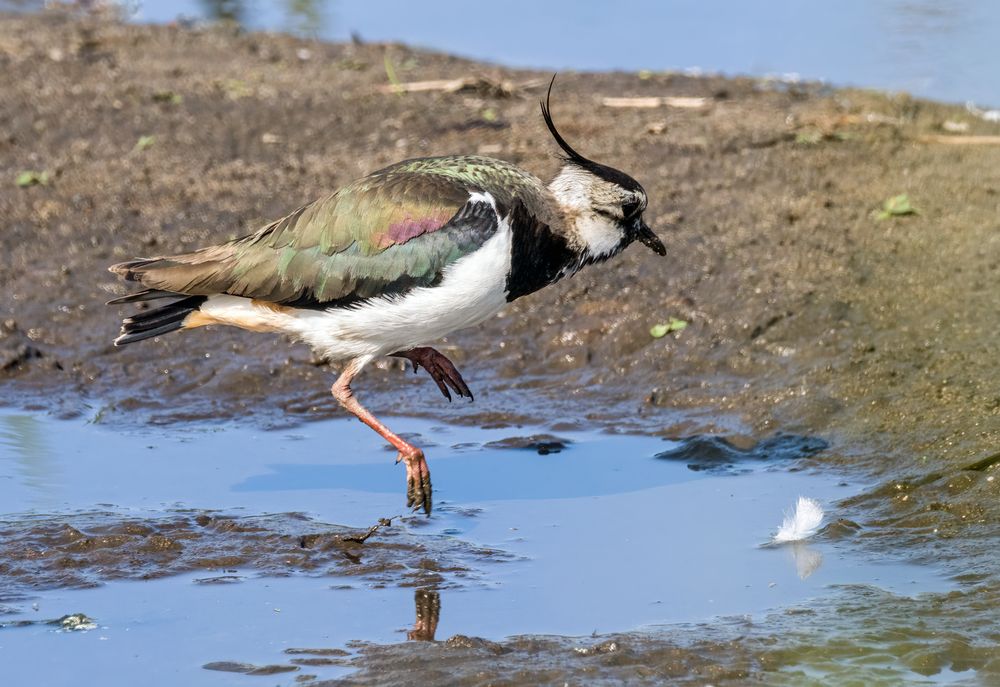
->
[{"left": 108, "top": 78, "right": 665, "bottom": 514}]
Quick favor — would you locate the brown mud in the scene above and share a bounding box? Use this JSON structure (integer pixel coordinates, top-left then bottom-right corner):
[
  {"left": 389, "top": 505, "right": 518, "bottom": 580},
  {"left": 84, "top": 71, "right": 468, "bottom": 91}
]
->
[
  {"left": 2, "top": 10, "right": 1000, "bottom": 684},
  {"left": 0, "top": 510, "right": 507, "bottom": 590},
  {"left": 320, "top": 583, "right": 1000, "bottom": 686}
]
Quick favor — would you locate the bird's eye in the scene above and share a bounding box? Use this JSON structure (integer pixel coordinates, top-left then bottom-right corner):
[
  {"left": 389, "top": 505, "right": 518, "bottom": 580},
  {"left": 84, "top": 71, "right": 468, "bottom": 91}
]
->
[{"left": 622, "top": 199, "right": 642, "bottom": 220}]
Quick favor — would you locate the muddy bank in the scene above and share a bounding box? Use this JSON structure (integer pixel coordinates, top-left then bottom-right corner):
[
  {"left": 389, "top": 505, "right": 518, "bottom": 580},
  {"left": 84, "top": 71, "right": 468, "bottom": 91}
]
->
[{"left": 1, "top": 12, "right": 998, "bottom": 449}]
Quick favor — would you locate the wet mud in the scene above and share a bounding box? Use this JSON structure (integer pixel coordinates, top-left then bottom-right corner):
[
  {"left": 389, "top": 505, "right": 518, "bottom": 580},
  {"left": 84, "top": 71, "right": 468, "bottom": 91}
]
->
[
  {"left": 654, "top": 432, "right": 828, "bottom": 473},
  {"left": 0, "top": 510, "right": 505, "bottom": 591},
  {"left": 2, "top": 9, "right": 1000, "bottom": 685},
  {"left": 317, "top": 584, "right": 1000, "bottom": 686}
]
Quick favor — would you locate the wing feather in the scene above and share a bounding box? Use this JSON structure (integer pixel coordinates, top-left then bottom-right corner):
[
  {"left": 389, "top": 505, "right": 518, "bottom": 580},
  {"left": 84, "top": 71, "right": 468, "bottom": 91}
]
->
[{"left": 111, "top": 162, "right": 507, "bottom": 307}]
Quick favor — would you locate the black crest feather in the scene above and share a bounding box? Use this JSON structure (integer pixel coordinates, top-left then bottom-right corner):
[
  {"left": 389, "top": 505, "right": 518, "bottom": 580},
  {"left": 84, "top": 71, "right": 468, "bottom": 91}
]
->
[
  {"left": 540, "top": 75, "right": 644, "bottom": 193},
  {"left": 541, "top": 74, "right": 591, "bottom": 166}
]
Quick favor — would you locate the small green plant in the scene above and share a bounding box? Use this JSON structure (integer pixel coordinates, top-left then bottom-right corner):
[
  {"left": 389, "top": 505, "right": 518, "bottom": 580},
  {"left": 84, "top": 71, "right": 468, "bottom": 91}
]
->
[
  {"left": 875, "top": 194, "right": 918, "bottom": 220},
  {"left": 650, "top": 318, "right": 688, "bottom": 338},
  {"left": 795, "top": 130, "right": 823, "bottom": 145},
  {"left": 383, "top": 54, "right": 402, "bottom": 95},
  {"left": 152, "top": 90, "right": 183, "bottom": 105},
  {"left": 134, "top": 135, "right": 155, "bottom": 152},
  {"left": 15, "top": 170, "right": 49, "bottom": 187}
]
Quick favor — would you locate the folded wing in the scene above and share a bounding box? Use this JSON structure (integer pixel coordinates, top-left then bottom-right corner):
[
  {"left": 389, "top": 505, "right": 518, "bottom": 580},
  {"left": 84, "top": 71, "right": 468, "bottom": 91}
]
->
[{"left": 111, "top": 166, "right": 501, "bottom": 308}]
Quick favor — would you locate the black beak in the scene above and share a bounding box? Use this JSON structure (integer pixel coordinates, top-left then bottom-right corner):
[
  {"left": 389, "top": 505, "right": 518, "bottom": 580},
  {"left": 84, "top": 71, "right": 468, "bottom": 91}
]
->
[{"left": 636, "top": 220, "right": 666, "bottom": 256}]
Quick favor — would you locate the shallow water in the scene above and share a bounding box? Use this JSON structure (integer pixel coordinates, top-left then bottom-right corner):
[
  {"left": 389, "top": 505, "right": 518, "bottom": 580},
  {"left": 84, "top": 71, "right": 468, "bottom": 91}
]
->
[
  {"left": 5, "top": 0, "right": 999, "bottom": 107},
  {"left": 0, "top": 410, "right": 948, "bottom": 685}
]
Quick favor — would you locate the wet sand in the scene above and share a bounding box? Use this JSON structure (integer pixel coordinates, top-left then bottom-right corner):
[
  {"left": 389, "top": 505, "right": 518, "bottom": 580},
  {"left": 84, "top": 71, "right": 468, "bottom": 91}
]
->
[{"left": 1, "top": 9, "right": 1000, "bottom": 685}]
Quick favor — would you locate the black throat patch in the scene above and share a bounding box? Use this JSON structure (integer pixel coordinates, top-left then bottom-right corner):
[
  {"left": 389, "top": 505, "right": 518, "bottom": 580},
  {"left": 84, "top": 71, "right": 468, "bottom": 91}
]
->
[{"left": 505, "top": 199, "right": 580, "bottom": 302}]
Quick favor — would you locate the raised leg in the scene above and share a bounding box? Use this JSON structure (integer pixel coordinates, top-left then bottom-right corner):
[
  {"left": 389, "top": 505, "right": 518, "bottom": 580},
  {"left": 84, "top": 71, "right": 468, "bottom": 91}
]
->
[
  {"left": 392, "top": 347, "right": 473, "bottom": 402},
  {"left": 332, "top": 356, "right": 432, "bottom": 515}
]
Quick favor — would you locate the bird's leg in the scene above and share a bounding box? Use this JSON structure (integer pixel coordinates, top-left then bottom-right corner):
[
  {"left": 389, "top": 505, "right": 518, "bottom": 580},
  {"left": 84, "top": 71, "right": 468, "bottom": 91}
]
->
[
  {"left": 406, "top": 589, "right": 441, "bottom": 641},
  {"left": 391, "top": 347, "right": 474, "bottom": 402},
  {"left": 332, "top": 356, "right": 432, "bottom": 515}
]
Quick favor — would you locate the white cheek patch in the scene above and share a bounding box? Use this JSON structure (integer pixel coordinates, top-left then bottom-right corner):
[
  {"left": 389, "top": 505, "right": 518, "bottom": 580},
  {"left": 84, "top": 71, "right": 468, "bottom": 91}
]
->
[{"left": 576, "top": 214, "right": 624, "bottom": 258}]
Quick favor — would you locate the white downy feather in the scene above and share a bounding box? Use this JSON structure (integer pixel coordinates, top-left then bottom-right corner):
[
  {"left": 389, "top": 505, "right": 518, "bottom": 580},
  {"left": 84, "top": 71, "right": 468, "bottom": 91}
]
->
[{"left": 772, "top": 496, "right": 824, "bottom": 543}]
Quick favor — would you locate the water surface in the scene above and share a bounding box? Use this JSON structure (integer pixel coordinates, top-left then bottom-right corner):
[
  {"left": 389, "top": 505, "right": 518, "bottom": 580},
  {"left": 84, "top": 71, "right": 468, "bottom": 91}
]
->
[
  {"left": 5, "top": 0, "right": 998, "bottom": 107},
  {"left": 0, "top": 410, "right": 948, "bottom": 685}
]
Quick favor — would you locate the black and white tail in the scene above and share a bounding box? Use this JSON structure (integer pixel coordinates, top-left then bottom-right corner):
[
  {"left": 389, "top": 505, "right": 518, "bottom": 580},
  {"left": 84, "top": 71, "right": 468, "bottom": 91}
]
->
[{"left": 108, "top": 290, "right": 207, "bottom": 346}]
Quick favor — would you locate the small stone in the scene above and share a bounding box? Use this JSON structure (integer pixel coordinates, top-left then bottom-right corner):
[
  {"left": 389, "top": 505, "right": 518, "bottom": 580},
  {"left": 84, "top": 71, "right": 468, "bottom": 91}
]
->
[
  {"left": 57, "top": 613, "right": 96, "bottom": 631},
  {"left": 445, "top": 635, "right": 507, "bottom": 654}
]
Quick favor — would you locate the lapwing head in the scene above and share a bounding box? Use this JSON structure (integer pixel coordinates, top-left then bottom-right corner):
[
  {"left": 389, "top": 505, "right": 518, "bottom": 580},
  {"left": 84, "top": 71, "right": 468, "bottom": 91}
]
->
[{"left": 542, "top": 77, "right": 666, "bottom": 261}]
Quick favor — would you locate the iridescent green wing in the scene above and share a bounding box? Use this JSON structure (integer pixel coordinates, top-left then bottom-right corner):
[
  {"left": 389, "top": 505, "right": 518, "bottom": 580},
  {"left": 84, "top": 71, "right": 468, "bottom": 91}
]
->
[
  {"left": 223, "top": 166, "right": 489, "bottom": 305},
  {"left": 115, "top": 157, "right": 537, "bottom": 306}
]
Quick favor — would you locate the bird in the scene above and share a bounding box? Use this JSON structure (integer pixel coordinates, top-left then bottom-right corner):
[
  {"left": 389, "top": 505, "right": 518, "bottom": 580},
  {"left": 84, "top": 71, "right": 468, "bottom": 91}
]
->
[{"left": 107, "top": 77, "right": 665, "bottom": 515}]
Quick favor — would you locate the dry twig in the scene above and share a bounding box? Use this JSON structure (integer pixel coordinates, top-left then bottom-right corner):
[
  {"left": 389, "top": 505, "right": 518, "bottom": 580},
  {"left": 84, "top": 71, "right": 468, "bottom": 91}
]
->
[
  {"left": 377, "top": 76, "right": 544, "bottom": 98},
  {"left": 344, "top": 516, "right": 400, "bottom": 544},
  {"left": 602, "top": 96, "right": 708, "bottom": 109},
  {"left": 916, "top": 134, "right": 1000, "bottom": 145}
]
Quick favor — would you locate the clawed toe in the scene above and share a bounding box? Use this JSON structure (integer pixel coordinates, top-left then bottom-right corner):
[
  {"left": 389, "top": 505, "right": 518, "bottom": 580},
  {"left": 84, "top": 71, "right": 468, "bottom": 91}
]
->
[
  {"left": 402, "top": 450, "right": 433, "bottom": 516},
  {"left": 424, "top": 358, "right": 454, "bottom": 401},
  {"left": 432, "top": 353, "right": 473, "bottom": 400},
  {"left": 392, "top": 347, "right": 474, "bottom": 402},
  {"left": 406, "top": 476, "right": 432, "bottom": 515}
]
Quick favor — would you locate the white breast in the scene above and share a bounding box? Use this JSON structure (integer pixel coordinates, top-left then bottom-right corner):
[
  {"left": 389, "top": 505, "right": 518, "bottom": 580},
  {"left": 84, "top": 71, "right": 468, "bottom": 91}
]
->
[
  {"left": 297, "top": 217, "right": 513, "bottom": 359},
  {"left": 195, "top": 199, "right": 514, "bottom": 361}
]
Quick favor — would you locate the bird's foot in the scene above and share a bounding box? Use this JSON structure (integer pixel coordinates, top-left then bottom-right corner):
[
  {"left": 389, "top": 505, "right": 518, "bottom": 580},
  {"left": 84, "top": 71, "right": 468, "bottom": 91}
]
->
[
  {"left": 407, "top": 589, "right": 441, "bottom": 641},
  {"left": 394, "top": 347, "right": 473, "bottom": 402},
  {"left": 398, "top": 446, "right": 432, "bottom": 515}
]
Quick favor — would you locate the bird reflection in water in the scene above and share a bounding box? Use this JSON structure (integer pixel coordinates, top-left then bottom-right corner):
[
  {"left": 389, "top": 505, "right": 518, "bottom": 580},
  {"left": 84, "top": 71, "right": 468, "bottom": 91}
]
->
[{"left": 407, "top": 589, "right": 441, "bottom": 641}]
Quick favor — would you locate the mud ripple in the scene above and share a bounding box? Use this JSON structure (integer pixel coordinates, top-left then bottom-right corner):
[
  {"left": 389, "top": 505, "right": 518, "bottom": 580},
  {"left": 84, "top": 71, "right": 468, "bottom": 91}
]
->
[{"left": 0, "top": 511, "right": 512, "bottom": 592}]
